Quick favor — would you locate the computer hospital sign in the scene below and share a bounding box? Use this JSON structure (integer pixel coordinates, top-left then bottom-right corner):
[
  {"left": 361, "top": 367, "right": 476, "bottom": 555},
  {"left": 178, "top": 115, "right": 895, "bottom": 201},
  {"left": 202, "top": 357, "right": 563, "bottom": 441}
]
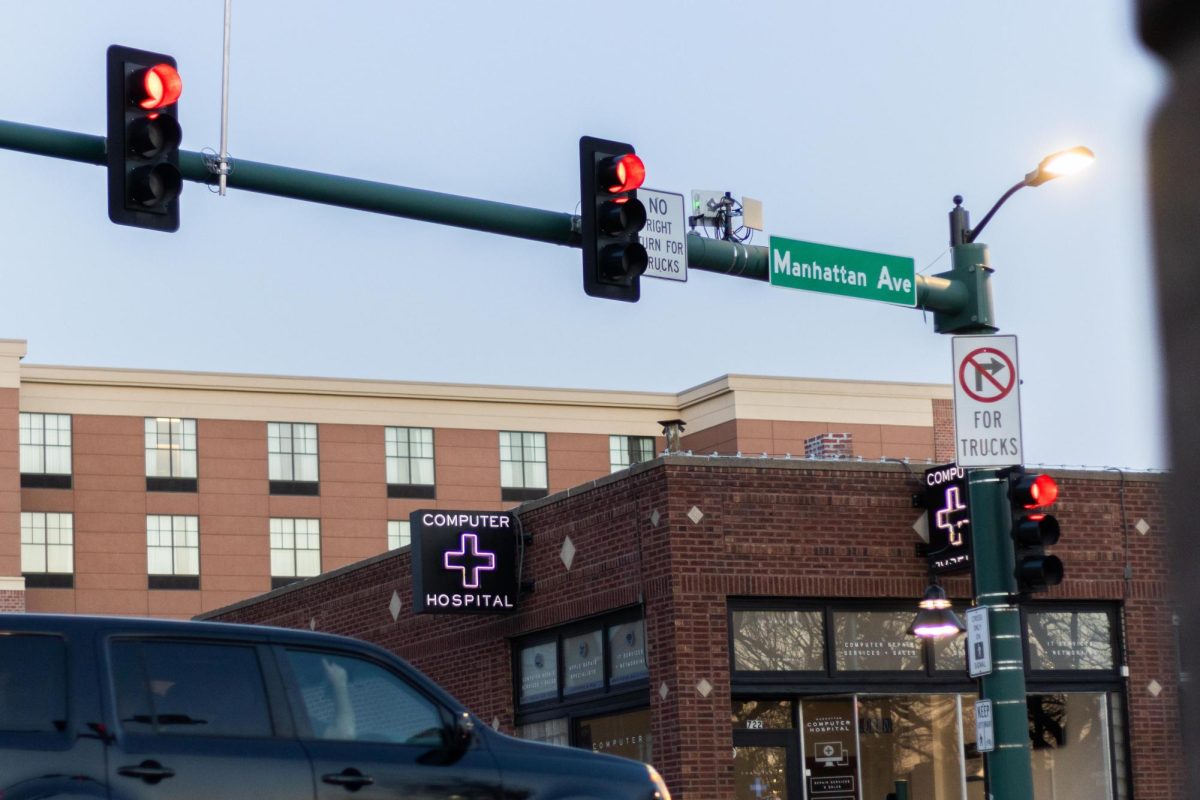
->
[{"left": 411, "top": 510, "right": 520, "bottom": 614}]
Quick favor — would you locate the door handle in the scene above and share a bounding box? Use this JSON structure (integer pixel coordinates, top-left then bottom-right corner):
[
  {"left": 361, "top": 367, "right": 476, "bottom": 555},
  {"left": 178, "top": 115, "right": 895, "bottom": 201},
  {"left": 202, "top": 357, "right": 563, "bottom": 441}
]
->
[
  {"left": 117, "top": 760, "right": 176, "bottom": 784},
  {"left": 321, "top": 768, "right": 375, "bottom": 791}
]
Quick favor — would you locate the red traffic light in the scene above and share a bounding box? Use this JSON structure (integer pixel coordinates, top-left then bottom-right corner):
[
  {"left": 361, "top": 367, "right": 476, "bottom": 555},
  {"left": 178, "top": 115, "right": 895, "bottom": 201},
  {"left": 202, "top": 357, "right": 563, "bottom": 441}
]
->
[
  {"left": 599, "top": 153, "right": 645, "bottom": 195},
  {"left": 1025, "top": 474, "right": 1058, "bottom": 508},
  {"left": 1012, "top": 472, "right": 1058, "bottom": 509},
  {"left": 136, "top": 63, "right": 183, "bottom": 109}
]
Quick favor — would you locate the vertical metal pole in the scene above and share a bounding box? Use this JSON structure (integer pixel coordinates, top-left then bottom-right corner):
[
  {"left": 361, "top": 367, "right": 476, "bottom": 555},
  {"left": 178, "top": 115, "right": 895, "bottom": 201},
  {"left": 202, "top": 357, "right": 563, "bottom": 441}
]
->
[
  {"left": 218, "top": 0, "right": 233, "bottom": 195},
  {"left": 969, "top": 468, "right": 1034, "bottom": 800}
]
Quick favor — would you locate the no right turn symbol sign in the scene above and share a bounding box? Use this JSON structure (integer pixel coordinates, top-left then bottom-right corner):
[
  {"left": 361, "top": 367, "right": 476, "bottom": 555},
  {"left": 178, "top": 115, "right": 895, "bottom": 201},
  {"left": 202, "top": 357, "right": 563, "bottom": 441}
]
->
[{"left": 952, "top": 335, "right": 1023, "bottom": 468}]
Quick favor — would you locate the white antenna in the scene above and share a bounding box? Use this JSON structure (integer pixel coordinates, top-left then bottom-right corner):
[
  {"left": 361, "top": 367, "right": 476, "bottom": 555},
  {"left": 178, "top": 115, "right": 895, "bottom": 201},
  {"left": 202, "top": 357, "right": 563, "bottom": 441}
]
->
[{"left": 217, "top": 0, "right": 233, "bottom": 195}]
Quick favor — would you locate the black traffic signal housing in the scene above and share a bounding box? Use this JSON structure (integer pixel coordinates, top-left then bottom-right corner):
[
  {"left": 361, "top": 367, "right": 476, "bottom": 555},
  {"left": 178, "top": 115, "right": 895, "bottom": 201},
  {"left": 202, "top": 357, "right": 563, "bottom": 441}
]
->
[
  {"left": 1008, "top": 467, "right": 1063, "bottom": 594},
  {"left": 579, "top": 136, "right": 648, "bottom": 301},
  {"left": 107, "top": 45, "right": 183, "bottom": 231}
]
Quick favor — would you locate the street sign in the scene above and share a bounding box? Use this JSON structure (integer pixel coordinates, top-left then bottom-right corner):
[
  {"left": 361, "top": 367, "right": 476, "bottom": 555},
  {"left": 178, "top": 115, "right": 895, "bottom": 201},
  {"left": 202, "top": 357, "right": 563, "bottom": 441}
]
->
[
  {"left": 975, "top": 699, "right": 995, "bottom": 753},
  {"left": 952, "top": 334, "right": 1023, "bottom": 468},
  {"left": 923, "top": 463, "right": 971, "bottom": 574},
  {"left": 966, "top": 606, "right": 993, "bottom": 677},
  {"left": 638, "top": 188, "right": 687, "bottom": 282},
  {"left": 769, "top": 236, "right": 916, "bottom": 306}
]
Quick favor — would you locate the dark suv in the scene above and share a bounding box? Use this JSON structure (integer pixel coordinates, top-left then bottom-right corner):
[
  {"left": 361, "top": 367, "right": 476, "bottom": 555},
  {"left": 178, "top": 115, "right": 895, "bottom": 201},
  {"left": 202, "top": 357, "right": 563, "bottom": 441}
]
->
[{"left": 0, "top": 614, "right": 670, "bottom": 800}]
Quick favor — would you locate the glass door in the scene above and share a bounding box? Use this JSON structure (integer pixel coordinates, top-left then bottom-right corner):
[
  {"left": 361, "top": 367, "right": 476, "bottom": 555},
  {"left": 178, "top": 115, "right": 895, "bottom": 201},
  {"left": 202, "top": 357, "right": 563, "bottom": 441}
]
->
[
  {"left": 799, "top": 694, "right": 972, "bottom": 800},
  {"left": 799, "top": 696, "right": 859, "bottom": 800}
]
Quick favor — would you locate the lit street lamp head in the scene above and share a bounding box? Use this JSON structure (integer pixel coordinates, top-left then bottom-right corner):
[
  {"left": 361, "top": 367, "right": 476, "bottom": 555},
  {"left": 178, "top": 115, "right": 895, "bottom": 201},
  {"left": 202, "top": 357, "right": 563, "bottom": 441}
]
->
[
  {"left": 908, "top": 582, "right": 966, "bottom": 639},
  {"left": 955, "top": 144, "right": 1095, "bottom": 244},
  {"left": 1024, "top": 145, "right": 1096, "bottom": 187}
]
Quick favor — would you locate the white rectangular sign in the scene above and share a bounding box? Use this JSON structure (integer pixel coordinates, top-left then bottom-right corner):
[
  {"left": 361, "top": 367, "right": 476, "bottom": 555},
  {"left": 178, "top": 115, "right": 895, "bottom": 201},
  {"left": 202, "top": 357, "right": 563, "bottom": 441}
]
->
[
  {"left": 952, "top": 335, "right": 1023, "bottom": 468},
  {"left": 966, "top": 605, "right": 992, "bottom": 678},
  {"left": 975, "top": 699, "right": 995, "bottom": 753},
  {"left": 638, "top": 188, "right": 687, "bottom": 282}
]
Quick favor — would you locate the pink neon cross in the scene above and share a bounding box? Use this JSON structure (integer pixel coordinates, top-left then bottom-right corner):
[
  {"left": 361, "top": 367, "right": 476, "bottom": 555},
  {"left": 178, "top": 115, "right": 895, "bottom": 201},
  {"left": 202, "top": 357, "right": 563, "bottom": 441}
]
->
[{"left": 443, "top": 532, "right": 496, "bottom": 589}]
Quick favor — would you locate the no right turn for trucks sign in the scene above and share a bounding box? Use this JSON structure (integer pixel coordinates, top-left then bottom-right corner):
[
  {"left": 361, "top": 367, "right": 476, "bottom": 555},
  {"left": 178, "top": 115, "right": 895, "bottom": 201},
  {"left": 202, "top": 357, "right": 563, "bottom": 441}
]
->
[{"left": 952, "top": 335, "right": 1023, "bottom": 468}]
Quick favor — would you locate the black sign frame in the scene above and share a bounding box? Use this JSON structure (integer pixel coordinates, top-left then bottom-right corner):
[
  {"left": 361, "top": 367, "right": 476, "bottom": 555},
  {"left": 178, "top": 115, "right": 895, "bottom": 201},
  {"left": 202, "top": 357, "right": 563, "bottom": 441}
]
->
[
  {"left": 923, "top": 463, "right": 972, "bottom": 574},
  {"left": 410, "top": 509, "right": 519, "bottom": 615}
]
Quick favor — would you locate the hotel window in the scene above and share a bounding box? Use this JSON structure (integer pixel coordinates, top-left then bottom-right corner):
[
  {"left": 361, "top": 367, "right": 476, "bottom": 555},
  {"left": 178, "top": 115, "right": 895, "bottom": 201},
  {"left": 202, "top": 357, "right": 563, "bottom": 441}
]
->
[
  {"left": 147, "top": 515, "right": 200, "bottom": 590},
  {"left": 19, "top": 412, "right": 72, "bottom": 489},
  {"left": 388, "top": 520, "right": 411, "bottom": 550},
  {"left": 145, "top": 417, "right": 198, "bottom": 492},
  {"left": 500, "top": 431, "right": 547, "bottom": 501},
  {"left": 609, "top": 435, "right": 655, "bottom": 473},
  {"left": 21, "top": 512, "right": 74, "bottom": 588},
  {"left": 268, "top": 422, "right": 319, "bottom": 495},
  {"left": 270, "top": 518, "right": 321, "bottom": 589},
  {"left": 385, "top": 427, "right": 435, "bottom": 498}
]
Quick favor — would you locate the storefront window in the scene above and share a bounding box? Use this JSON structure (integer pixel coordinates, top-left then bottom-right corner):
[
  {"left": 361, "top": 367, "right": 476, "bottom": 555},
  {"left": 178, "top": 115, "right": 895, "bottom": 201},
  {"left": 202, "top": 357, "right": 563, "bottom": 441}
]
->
[
  {"left": 1026, "top": 610, "right": 1115, "bottom": 671},
  {"left": 1029, "top": 693, "right": 1115, "bottom": 799},
  {"left": 516, "top": 716, "right": 568, "bottom": 746},
  {"left": 563, "top": 629, "right": 604, "bottom": 695},
  {"left": 518, "top": 641, "right": 557, "bottom": 704},
  {"left": 609, "top": 620, "right": 648, "bottom": 684},
  {"left": 575, "top": 708, "right": 652, "bottom": 763},
  {"left": 731, "top": 609, "right": 824, "bottom": 671},
  {"left": 832, "top": 610, "right": 924, "bottom": 671},
  {"left": 856, "top": 694, "right": 965, "bottom": 800}
]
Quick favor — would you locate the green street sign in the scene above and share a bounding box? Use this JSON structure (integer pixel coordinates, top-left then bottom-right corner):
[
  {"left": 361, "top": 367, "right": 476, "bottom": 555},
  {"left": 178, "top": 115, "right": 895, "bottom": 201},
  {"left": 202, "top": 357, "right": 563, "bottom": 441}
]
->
[{"left": 769, "top": 236, "right": 917, "bottom": 307}]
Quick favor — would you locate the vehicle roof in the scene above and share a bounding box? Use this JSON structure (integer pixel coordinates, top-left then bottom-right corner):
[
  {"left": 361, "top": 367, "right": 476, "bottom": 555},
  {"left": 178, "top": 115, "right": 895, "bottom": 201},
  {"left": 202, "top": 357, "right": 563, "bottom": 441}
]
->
[{"left": 0, "top": 612, "right": 367, "bottom": 648}]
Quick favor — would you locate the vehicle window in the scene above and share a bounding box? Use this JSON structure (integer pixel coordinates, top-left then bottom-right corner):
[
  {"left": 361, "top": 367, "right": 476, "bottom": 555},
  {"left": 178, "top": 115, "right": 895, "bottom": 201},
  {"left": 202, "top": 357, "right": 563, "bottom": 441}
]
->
[
  {"left": 111, "top": 640, "right": 273, "bottom": 738},
  {"left": 0, "top": 634, "right": 67, "bottom": 733},
  {"left": 285, "top": 649, "right": 444, "bottom": 746}
]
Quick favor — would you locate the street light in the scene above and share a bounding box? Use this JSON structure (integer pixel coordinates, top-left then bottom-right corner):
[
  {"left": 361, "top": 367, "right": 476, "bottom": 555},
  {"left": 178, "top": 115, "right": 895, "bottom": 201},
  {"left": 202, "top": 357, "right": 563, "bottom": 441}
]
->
[
  {"left": 907, "top": 582, "right": 965, "bottom": 639},
  {"left": 953, "top": 145, "right": 1095, "bottom": 244}
]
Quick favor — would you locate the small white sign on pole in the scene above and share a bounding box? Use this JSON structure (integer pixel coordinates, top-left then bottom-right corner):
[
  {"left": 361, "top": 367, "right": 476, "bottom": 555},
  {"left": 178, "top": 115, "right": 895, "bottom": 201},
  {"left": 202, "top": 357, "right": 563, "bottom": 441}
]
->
[
  {"left": 951, "top": 334, "right": 1023, "bottom": 468},
  {"left": 966, "top": 606, "right": 993, "bottom": 678},
  {"left": 975, "top": 699, "right": 995, "bottom": 753},
  {"left": 637, "top": 188, "right": 687, "bottom": 282}
]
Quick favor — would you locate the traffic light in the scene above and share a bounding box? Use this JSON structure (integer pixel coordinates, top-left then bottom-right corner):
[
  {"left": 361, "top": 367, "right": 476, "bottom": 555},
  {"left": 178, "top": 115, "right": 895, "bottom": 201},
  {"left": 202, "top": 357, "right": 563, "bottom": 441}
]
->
[
  {"left": 579, "top": 136, "right": 648, "bottom": 301},
  {"left": 1007, "top": 467, "right": 1063, "bottom": 594},
  {"left": 107, "top": 45, "right": 183, "bottom": 231}
]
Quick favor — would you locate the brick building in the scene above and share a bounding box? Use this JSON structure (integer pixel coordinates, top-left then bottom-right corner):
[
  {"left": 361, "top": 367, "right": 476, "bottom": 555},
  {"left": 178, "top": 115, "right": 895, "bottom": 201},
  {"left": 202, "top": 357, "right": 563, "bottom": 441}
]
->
[
  {"left": 0, "top": 338, "right": 953, "bottom": 616},
  {"left": 204, "top": 457, "right": 1179, "bottom": 800}
]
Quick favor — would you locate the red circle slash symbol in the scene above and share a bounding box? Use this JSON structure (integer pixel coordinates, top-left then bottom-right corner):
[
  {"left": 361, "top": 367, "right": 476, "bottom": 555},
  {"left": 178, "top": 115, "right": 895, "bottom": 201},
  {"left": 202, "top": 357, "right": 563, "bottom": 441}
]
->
[{"left": 958, "top": 347, "right": 1016, "bottom": 403}]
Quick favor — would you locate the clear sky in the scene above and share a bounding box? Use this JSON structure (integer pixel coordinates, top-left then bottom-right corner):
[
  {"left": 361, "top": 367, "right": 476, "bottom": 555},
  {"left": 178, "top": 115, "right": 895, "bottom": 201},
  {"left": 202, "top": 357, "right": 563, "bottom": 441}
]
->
[{"left": 0, "top": 1, "right": 1166, "bottom": 469}]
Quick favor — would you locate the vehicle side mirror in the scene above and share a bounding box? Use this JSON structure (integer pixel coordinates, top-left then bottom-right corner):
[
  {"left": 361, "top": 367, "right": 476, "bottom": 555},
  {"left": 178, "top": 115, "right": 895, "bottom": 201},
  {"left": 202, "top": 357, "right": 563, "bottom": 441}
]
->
[
  {"left": 421, "top": 711, "right": 475, "bottom": 766},
  {"left": 450, "top": 711, "right": 475, "bottom": 751}
]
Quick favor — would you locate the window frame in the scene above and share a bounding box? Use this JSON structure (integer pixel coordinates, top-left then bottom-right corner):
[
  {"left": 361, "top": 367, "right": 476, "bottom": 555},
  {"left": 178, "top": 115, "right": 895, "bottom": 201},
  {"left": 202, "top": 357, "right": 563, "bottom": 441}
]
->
[
  {"left": 145, "top": 416, "right": 198, "bottom": 492},
  {"left": 270, "top": 517, "right": 321, "bottom": 589},
  {"left": 1022, "top": 602, "right": 1122, "bottom": 682},
  {"left": 267, "top": 422, "right": 320, "bottom": 495},
  {"left": 106, "top": 636, "right": 289, "bottom": 739},
  {"left": 385, "top": 426, "right": 436, "bottom": 499},
  {"left": 513, "top": 607, "right": 648, "bottom": 723},
  {"left": 499, "top": 430, "right": 548, "bottom": 501},
  {"left": 275, "top": 644, "right": 453, "bottom": 744},
  {"left": 20, "top": 511, "right": 75, "bottom": 588},
  {"left": 387, "top": 520, "right": 411, "bottom": 551},
  {"left": 146, "top": 515, "right": 200, "bottom": 590},
  {"left": 608, "top": 435, "right": 656, "bottom": 473},
  {"left": 729, "top": 599, "right": 1125, "bottom": 695},
  {"left": 18, "top": 412, "right": 72, "bottom": 489}
]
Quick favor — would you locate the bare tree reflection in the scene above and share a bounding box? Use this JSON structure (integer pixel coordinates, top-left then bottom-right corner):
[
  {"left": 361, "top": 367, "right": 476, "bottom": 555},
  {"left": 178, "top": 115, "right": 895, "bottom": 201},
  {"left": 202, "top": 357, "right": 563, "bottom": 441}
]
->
[
  {"left": 732, "top": 610, "right": 824, "bottom": 671},
  {"left": 1026, "top": 612, "right": 1113, "bottom": 671}
]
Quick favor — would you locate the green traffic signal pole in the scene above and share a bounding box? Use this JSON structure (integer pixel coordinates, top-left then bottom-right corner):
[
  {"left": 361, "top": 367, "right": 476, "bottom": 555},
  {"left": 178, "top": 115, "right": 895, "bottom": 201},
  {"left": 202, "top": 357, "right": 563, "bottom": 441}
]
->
[
  {"left": 969, "top": 468, "right": 1034, "bottom": 800},
  {"left": 0, "top": 118, "right": 978, "bottom": 322}
]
